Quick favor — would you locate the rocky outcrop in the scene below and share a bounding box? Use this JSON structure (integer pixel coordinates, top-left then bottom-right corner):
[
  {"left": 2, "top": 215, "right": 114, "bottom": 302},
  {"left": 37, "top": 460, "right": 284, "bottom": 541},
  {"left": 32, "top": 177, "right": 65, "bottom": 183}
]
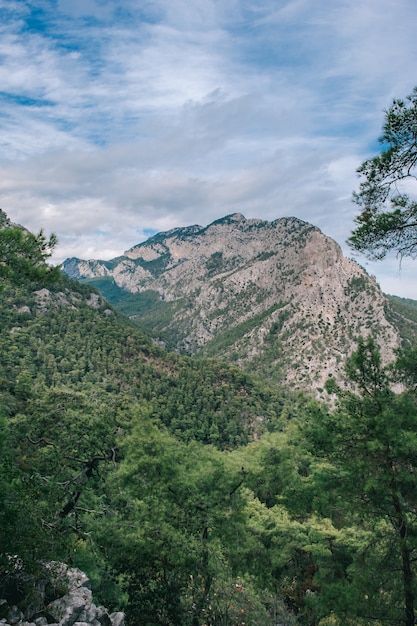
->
[
  {"left": 33, "top": 289, "right": 112, "bottom": 316},
  {"left": 0, "top": 564, "right": 124, "bottom": 626},
  {"left": 62, "top": 213, "right": 402, "bottom": 395}
]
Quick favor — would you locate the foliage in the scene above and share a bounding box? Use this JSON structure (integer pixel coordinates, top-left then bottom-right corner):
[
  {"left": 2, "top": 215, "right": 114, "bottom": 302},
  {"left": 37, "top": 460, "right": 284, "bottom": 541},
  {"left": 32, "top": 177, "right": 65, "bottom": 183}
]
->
[
  {"left": 2, "top": 211, "right": 417, "bottom": 626},
  {"left": 0, "top": 212, "right": 290, "bottom": 622},
  {"left": 349, "top": 87, "right": 417, "bottom": 259},
  {"left": 99, "top": 424, "right": 252, "bottom": 625},
  {"left": 0, "top": 221, "right": 60, "bottom": 287},
  {"left": 316, "top": 338, "right": 417, "bottom": 625},
  {"left": 385, "top": 295, "right": 417, "bottom": 346}
]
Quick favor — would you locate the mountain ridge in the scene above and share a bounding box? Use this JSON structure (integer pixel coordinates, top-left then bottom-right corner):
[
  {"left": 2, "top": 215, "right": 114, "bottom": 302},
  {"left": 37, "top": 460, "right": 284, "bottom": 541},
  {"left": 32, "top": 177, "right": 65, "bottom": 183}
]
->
[{"left": 63, "top": 213, "right": 404, "bottom": 396}]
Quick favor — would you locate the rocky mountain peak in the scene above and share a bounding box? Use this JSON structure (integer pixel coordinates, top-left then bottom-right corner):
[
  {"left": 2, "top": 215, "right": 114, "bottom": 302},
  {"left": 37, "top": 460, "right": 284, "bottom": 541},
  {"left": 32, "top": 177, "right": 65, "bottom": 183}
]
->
[{"left": 63, "top": 214, "right": 401, "bottom": 396}]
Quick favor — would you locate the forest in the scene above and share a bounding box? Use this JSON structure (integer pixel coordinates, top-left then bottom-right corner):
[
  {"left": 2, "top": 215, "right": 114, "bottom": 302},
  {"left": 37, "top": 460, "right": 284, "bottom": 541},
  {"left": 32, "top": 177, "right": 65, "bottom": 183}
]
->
[{"left": 1, "top": 215, "right": 417, "bottom": 626}]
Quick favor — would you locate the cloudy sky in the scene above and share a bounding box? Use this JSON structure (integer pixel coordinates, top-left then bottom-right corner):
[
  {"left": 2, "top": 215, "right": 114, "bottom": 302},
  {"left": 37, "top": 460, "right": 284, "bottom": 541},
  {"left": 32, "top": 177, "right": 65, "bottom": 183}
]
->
[{"left": 0, "top": 0, "right": 416, "bottom": 297}]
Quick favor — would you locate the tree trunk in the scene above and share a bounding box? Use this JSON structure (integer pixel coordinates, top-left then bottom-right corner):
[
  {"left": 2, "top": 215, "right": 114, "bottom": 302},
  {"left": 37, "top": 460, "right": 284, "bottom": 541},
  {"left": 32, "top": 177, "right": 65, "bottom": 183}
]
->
[
  {"left": 400, "top": 539, "right": 414, "bottom": 626},
  {"left": 392, "top": 491, "right": 414, "bottom": 626}
]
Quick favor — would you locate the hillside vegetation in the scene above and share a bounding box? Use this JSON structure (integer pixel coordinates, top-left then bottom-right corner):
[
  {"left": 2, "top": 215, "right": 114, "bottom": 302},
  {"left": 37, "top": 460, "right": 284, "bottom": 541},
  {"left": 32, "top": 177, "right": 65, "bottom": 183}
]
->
[
  {"left": 1, "top": 212, "right": 417, "bottom": 626},
  {"left": 386, "top": 295, "right": 417, "bottom": 346}
]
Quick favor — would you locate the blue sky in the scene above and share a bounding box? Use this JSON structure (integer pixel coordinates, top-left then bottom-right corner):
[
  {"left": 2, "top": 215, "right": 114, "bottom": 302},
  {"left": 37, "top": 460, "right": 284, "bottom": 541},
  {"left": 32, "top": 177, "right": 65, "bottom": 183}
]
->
[{"left": 0, "top": 0, "right": 416, "bottom": 297}]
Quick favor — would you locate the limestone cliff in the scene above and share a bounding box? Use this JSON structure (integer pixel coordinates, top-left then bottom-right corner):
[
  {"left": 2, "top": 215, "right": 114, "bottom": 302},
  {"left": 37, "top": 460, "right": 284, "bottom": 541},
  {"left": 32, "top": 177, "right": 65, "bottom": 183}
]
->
[{"left": 63, "top": 214, "right": 401, "bottom": 395}]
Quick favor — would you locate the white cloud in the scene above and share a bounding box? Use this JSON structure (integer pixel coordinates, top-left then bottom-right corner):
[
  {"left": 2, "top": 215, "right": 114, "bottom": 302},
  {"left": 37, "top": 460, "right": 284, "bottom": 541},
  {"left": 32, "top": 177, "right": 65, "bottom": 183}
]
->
[{"left": 0, "top": 0, "right": 416, "bottom": 298}]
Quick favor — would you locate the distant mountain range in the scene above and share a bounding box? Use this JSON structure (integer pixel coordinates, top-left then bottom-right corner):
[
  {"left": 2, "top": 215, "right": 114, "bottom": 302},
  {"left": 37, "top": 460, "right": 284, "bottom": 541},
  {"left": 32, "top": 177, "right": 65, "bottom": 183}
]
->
[{"left": 63, "top": 213, "right": 417, "bottom": 396}]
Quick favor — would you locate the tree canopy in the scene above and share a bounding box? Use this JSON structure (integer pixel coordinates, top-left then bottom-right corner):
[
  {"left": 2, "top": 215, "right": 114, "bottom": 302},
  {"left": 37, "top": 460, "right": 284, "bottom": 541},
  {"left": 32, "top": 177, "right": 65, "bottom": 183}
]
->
[
  {"left": 2, "top": 211, "right": 417, "bottom": 625},
  {"left": 321, "top": 338, "right": 417, "bottom": 626},
  {"left": 0, "top": 211, "right": 60, "bottom": 286},
  {"left": 349, "top": 87, "right": 417, "bottom": 260}
]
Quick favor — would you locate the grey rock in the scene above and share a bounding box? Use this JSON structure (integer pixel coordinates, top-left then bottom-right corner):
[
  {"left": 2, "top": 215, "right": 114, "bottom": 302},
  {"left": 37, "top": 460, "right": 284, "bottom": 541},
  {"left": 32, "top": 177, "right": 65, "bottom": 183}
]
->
[
  {"left": 7, "top": 607, "right": 24, "bottom": 624},
  {"left": 24, "top": 580, "right": 48, "bottom": 621},
  {"left": 110, "top": 613, "right": 125, "bottom": 626},
  {"left": 65, "top": 569, "right": 91, "bottom": 592},
  {"left": 86, "top": 293, "right": 101, "bottom": 309},
  {"left": 44, "top": 563, "right": 91, "bottom": 592},
  {"left": 82, "top": 603, "right": 98, "bottom": 623},
  {"left": 3, "top": 564, "right": 123, "bottom": 626},
  {"left": 95, "top": 607, "right": 111, "bottom": 626},
  {"left": 47, "top": 587, "right": 93, "bottom": 626}
]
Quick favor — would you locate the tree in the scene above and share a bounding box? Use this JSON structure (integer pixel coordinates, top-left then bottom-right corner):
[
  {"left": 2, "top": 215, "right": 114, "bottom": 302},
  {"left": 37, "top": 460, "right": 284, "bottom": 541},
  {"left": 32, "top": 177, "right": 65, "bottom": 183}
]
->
[
  {"left": 349, "top": 87, "right": 417, "bottom": 259},
  {"left": 97, "top": 416, "right": 281, "bottom": 625},
  {"left": 319, "top": 339, "right": 417, "bottom": 626},
  {"left": 0, "top": 221, "right": 60, "bottom": 286}
]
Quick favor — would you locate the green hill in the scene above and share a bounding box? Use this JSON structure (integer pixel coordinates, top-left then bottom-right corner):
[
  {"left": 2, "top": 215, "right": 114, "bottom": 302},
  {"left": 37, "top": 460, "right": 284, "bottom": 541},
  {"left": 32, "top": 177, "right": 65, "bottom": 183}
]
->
[{"left": 2, "top": 213, "right": 417, "bottom": 626}]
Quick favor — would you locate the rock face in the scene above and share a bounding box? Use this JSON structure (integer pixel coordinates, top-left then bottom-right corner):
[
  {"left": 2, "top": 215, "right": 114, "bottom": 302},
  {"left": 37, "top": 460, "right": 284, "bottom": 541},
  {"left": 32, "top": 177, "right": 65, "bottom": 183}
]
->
[
  {"left": 63, "top": 213, "right": 401, "bottom": 394},
  {"left": 0, "top": 564, "right": 124, "bottom": 626}
]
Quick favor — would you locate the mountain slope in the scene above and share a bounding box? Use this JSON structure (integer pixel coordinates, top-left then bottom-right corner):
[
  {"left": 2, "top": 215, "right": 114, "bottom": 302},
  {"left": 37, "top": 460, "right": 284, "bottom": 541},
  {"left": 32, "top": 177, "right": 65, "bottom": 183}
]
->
[
  {"left": 63, "top": 213, "right": 403, "bottom": 395},
  {"left": 3, "top": 211, "right": 417, "bottom": 626},
  {"left": 386, "top": 295, "right": 417, "bottom": 347}
]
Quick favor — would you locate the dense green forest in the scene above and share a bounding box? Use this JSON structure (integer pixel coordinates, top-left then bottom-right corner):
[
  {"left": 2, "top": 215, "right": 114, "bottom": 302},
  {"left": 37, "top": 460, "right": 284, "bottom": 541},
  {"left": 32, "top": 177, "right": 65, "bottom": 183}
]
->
[{"left": 1, "top": 216, "right": 417, "bottom": 626}]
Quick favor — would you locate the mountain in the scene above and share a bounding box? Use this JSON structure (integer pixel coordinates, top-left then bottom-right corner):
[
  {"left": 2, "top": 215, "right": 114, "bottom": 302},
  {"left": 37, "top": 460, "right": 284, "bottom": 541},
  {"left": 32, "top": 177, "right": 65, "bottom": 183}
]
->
[
  {"left": 3, "top": 211, "right": 417, "bottom": 626},
  {"left": 63, "top": 213, "right": 409, "bottom": 395}
]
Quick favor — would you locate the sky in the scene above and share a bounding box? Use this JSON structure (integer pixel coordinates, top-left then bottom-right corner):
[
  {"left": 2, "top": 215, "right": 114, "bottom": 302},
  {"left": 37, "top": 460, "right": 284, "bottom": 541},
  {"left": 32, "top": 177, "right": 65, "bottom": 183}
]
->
[{"left": 0, "top": 0, "right": 416, "bottom": 298}]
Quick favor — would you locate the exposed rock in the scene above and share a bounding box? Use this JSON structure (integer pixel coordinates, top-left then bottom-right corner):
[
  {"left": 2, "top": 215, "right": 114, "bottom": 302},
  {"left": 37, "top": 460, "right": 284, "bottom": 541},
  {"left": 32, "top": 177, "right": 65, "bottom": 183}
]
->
[
  {"left": 15, "top": 305, "right": 31, "bottom": 315},
  {"left": 63, "top": 259, "right": 109, "bottom": 280},
  {"left": 47, "top": 587, "right": 93, "bottom": 626},
  {"left": 6, "top": 607, "right": 23, "bottom": 625},
  {"left": 44, "top": 563, "right": 91, "bottom": 591},
  {"left": 86, "top": 293, "right": 101, "bottom": 309},
  {"left": 109, "top": 614, "right": 124, "bottom": 626},
  {"left": 1, "top": 565, "right": 124, "bottom": 626},
  {"left": 94, "top": 607, "right": 111, "bottom": 626},
  {"left": 63, "top": 214, "right": 402, "bottom": 394},
  {"left": 34, "top": 288, "right": 52, "bottom": 312},
  {"left": 32, "top": 289, "right": 108, "bottom": 315}
]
